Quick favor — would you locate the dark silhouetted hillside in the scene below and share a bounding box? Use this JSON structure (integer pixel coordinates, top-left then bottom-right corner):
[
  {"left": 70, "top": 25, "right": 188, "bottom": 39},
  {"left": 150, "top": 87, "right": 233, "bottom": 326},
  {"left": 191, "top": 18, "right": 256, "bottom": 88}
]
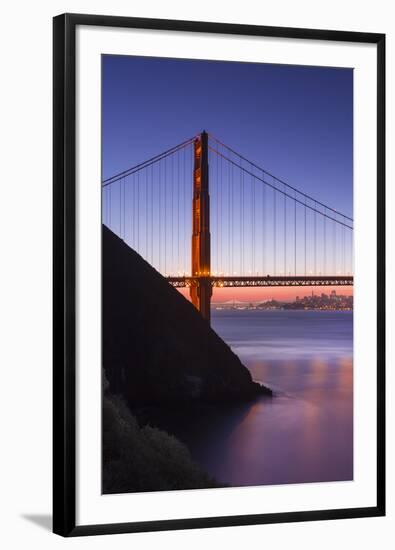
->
[{"left": 103, "top": 225, "right": 271, "bottom": 406}]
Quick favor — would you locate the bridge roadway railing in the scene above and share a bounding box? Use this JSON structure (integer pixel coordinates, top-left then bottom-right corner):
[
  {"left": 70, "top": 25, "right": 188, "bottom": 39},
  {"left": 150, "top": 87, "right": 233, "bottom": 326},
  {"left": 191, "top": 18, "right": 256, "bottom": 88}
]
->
[{"left": 166, "top": 275, "right": 354, "bottom": 288}]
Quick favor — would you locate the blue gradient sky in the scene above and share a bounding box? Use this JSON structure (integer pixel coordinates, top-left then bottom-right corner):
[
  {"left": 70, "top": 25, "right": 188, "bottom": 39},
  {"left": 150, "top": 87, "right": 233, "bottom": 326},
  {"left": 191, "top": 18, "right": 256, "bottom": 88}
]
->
[
  {"left": 102, "top": 55, "right": 353, "bottom": 300},
  {"left": 103, "top": 55, "right": 352, "bottom": 215}
]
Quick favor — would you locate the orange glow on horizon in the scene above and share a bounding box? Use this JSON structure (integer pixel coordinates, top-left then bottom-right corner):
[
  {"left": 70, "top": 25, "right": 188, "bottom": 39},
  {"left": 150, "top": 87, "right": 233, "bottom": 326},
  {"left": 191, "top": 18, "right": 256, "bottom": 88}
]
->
[{"left": 177, "top": 286, "right": 353, "bottom": 303}]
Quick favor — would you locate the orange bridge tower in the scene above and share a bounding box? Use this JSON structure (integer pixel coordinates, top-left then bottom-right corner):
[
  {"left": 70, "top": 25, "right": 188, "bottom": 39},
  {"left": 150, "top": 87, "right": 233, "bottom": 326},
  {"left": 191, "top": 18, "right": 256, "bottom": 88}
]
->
[{"left": 190, "top": 131, "right": 212, "bottom": 321}]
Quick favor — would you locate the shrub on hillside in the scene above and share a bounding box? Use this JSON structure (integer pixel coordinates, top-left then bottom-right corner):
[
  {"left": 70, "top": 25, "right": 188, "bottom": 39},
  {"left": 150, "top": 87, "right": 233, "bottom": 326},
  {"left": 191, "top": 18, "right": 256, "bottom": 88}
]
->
[{"left": 103, "top": 391, "right": 219, "bottom": 494}]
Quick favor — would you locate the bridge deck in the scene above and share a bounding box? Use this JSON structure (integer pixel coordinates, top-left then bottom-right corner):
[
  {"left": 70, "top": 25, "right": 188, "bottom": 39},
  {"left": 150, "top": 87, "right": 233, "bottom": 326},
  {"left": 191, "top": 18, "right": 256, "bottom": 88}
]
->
[{"left": 167, "top": 275, "right": 353, "bottom": 288}]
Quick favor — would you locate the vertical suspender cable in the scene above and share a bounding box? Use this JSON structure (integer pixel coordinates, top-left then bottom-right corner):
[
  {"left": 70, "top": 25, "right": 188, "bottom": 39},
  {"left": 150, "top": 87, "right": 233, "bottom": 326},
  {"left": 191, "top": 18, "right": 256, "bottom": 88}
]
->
[
  {"left": 171, "top": 155, "right": 173, "bottom": 274},
  {"left": 151, "top": 163, "right": 153, "bottom": 265},
  {"left": 164, "top": 157, "right": 167, "bottom": 276},
  {"left": 123, "top": 177, "right": 126, "bottom": 240},
  {"left": 120, "top": 179, "right": 123, "bottom": 243},
  {"left": 128, "top": 178, "right": 133, "bottom": 246},
  {"left": 120, "top": 178, "right": 123, "bottom": 239},
  {"left": 233, "top": 162, "right": 235, "bottom": 275},
  {"left": 183, "top": 146, "right": 186, "bottom": 274},
  {"left": 221, "top": 151, "right": 224, "bottom": 274},
  {"left": 284, "top": 188, "right": 286, "bottom": 275},
  {"left": 304, "top": 198, "right": 307, "bottom": 276},
  {"left": 294, "top": 193, "right": 297, "bottom": 276},
  {"left": 333, "top": 216, "right": 337, "bottom": 275},
  {"left": 177, "top": 150, "right": 180, "bottom": 274},
  {"left": 262, "top": 174, "right": 265, "bottom": 275},
  {"left": 314, "top": 201, "right": 317, "bottom": 275},
  {"left": 228, "top": 163, "right": 231, "bottom": 275},
  {"left": 109, "top": 186, "right": 111, "bottom": 228},
  {"left": 145, "top": 169, "right": 148, "bottom": 258},
  {"left": 239, "top": 162, "right": 242, "bottom": 275},
  {"left": 131, "top": 175, "right": 134, "bottom": 248},
  {"left": 220, "top": 150, "right": 223, "bottom": 274},
  {"left": 241, "top": 163, "right": 244, "bottom": 275},
  {"left": 324, "top": 208, "right": 326, "bottom": 275},
  {"left": 118, "top": 181, "right": 121, "bottom": 237},
  {"left": 216, "top": 145, "right": 219, "bottom": 274},
  {"left": 251, "top": 166, "right": 255, "bottom": 275},
  {"left": 159, "top": 159, "right": 161, "bottom": 273},
  {"left": 137, "top": 170, "right": 140, "bottom": 253},
  {"left": 274, "top": 184, "right": 276, "bottom": 276}
]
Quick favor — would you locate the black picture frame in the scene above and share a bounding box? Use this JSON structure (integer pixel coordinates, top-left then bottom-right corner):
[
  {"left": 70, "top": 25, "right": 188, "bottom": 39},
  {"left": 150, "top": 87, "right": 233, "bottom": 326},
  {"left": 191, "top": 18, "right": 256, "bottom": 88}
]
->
[{"left": 53, "top": 13, "right": 386, "bottom": 537}]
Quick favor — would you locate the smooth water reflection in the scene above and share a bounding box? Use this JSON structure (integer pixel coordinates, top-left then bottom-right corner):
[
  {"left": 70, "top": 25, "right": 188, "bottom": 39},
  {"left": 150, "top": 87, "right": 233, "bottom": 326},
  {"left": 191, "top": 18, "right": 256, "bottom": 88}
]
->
[{"left": 186, "top": 310, "right": 353, "bottom": 487}]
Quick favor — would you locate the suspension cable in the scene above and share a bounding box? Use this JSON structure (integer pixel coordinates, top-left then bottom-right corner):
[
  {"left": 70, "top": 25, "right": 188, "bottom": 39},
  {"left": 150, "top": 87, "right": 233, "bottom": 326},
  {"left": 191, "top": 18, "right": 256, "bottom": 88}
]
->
[
  {"left": 208, "top": 146, "right": 353, "bottom": 230},
  {"left": 208, "top": 132, "right": 353, "bottom": 222},
  {"left": 102, "top": 136, "right": 195, "bottom": 187}
]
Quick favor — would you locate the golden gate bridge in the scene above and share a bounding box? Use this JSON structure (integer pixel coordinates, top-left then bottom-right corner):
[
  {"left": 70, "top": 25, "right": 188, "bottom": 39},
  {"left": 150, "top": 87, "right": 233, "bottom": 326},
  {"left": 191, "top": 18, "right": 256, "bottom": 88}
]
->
[{"left": 102, "top": 131, "right": 353, "bottom": 322}]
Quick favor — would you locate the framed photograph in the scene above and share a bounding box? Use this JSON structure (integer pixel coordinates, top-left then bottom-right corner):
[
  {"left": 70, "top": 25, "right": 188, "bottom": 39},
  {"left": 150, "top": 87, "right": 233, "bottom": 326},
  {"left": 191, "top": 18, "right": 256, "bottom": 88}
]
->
[{"left": 53, "top": 13, "right": 385, "bottom": 536}]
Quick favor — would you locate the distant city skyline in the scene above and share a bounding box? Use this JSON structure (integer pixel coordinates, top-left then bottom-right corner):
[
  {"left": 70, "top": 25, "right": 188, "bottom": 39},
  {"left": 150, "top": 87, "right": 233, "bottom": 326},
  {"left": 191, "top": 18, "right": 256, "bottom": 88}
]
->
[{"left": 211, "top": 288, "right": 352, "bottom": 304}]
